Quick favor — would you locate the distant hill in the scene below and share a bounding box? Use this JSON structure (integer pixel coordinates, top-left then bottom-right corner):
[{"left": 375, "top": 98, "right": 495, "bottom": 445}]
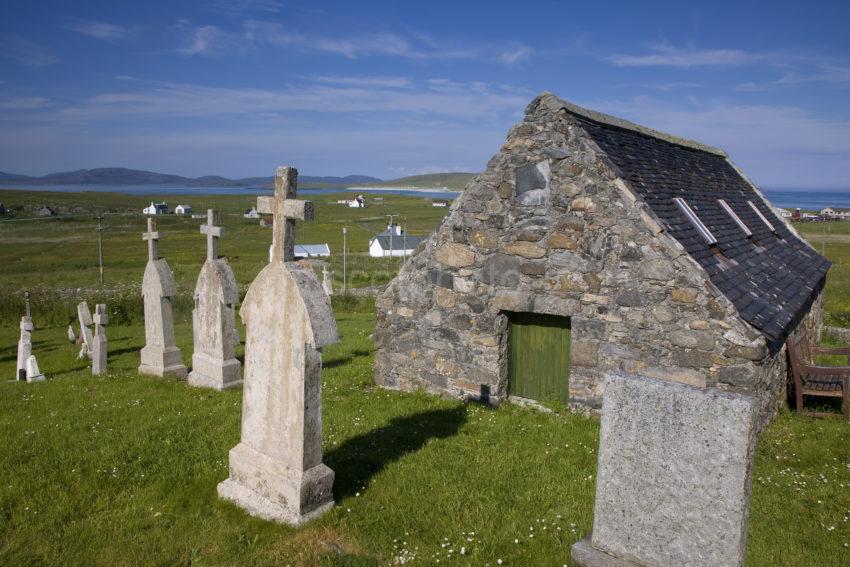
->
[
  {"left": 364, "top": 172, "right": 477, "bottom": 191},
  {"left": 0, "top": 168, "right": 383, "bottom": 188}
]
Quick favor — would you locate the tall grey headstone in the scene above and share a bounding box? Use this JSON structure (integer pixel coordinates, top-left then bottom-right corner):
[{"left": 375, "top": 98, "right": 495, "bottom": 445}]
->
[
  {"left": 571, "top": 372, "right": 759, "bottom": 567},
  {"left": 92, "top": 303, "right": 108, "bottom": 375},
  {"left": 76, "top": 302, "right": 94, "bottom": 359},
  {"left": 218, "top": 166, "right": 340, "bottom": 526},
  {"left": 139, "top": 218, "right": 187, "bottom": 378},
  {"left": 16, "top": 292, "right": 33, "bottom": 380},
  {"left": 188, "top": 209, "right": 242, "bottom": 391}
]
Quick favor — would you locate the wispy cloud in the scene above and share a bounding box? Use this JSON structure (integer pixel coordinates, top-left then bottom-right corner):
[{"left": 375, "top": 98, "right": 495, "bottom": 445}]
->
[
  {"left": 66, "top": 21, "right": 133, "bottom": 41},
  {"left": 609, "top": 43, "right": 750, "bottom": 68},
  {"left": 0, "top": 35, "right": 58, "bottom": 66},
  {"left": 206, "top": 0, "right": 282, "bottom": 17},
  {"left": 178, "top": 25, "right": 231, "bottom": 56},
  {"left": 309, "top": 75, "right": 412, "bottom": 88},
  {"left": 0, "top": 95, "right": 53, "bottom": 110},
  {"left": 499, "top": 43, "right": 533, "bottom": 65}
]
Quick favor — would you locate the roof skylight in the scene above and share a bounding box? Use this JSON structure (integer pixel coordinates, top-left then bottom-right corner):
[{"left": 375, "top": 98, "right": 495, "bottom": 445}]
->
[
  {"left": 718, "top": 199, "right": 752, "bottom": 237},
  {"left": 747, "top": 200, "right": 777, "bottom": 233},
  {"left": 673, "top": 198, "right": 717, "bottom": 245}
]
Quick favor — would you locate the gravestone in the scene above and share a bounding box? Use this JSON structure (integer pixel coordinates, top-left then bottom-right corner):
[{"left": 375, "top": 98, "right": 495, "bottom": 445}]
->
[
  {"left": 26, "top": 355, "right": 45, "bottom": 382},
  {"left": 16, "top": 292, "right": 33, "bottom": 381},
  {"left": 218, "top": 166, "right": 339, "bottom": 525},
  {"left": 76, "top": 302, "right": 93, "bottom": 359},
  {"left": 188, "top": 209, "right": 242, "bottom": 391},
  {"left": 92, "top": 304, "right": 108, "bottom": 375},
  {"left": 67, "top": 325, "right": 77, "bottom": 343},
  {"left": 571, "top": 371, "right": 759, "bottom": 567},
  {"left": 322, "top": 265, "right": 333, "bottom": 296},
  {"left": 139, "top": 218, "right": 187, "bottom": 378}
]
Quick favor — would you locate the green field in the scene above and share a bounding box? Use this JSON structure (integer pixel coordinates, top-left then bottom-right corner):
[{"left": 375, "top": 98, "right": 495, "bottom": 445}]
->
[{"left": 0, "top": 189, "right": 848, "bottom": 566}]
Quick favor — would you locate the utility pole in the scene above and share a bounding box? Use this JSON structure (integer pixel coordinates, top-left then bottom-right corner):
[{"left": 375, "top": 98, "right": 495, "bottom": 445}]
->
[
  {"left": 96, "top": 215, "right": 105, "bottom": 287},
  {"left": 402, "top": 217, "right": 407, "bottom": 266},
  {"left": 342, "top": 226, "right": 348, "bottom": 292}
]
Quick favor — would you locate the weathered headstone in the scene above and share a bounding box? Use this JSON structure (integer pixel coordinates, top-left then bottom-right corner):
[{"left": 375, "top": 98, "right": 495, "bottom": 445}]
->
[
  {"left": 67, "top": 325, "right": 77, "bottom": 343},
  {"left": 92, "top": 304, "right": 108, "bottom": 375},
  {"left": 138, "top": 218, "right": 187, "bottom": 378},
  {"left": 322, "top": 265, "right": 333, "bottom": 297},
  {"left": 188, "top": 209, "right": 242, "bottom": 391},
  {"left": 218, "top": 166, "right": 339, "bottom": 525},
  {"left": 571, "top": 371, "right": 759, "bottom": 567},
  {"left": 16, "top": 292, "right": 33, "bottom": 381},
  {"left": 25, "top": 355, "right": 45, "bottom": 382},
  {"left": 76, "top": 302, "right": 93, "bottom": 359}
]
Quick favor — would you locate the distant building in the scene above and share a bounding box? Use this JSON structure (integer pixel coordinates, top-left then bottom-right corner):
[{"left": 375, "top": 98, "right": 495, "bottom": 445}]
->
[
  {"left": 244, "top": 207, "right": 260, "bottom": 219},
  {"left": 432, "top": 200, "right": 449, "bottom": 207},
  {"left": 295, "top": 244, "right": 331, "bottom": 258},
  {"left": 143, "top": 202, "right": 169, "bottom": 215},
  {"left": 819, "top": 207, "right": 850, "bottom": 219},
  {"left": 35, "top": 206, "right": 55, "bottom": 217},
  {"left": 348, "top": 194, "right": 366, "bottom": 208},
  {"left": 175, "top": 204, "right": 192, "bottom": 215},
  {"left": 776, "top": 207, "right": 792, "bottom": 218},
  {"left": 369, "top": 224, "right": 424, "bottom": 257}
]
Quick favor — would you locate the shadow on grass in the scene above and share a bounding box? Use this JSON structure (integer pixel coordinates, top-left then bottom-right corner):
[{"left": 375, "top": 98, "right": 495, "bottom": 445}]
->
[
  {"left": 324, "top": 349, "right": 372, "bottom": 370},
  {"left": 326, "top": 406, "right": 467, "bottom": 502}
]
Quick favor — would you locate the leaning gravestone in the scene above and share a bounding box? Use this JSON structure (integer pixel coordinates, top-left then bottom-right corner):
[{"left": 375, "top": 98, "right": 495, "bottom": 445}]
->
[
  {"left": 188, "top": 209, "right": 242, "bottom": 391},
  {"left": 16, "top": 292, "right": 33, "bottom": 381},
  {"left": 322, "top": 265, "right": 333, "bottom": 297},
  {"left": 571, "top": 371, "right": 758, "bottom": 567},
  {"left": 92, "top": 304, "right": 108, "bottom": 375},
  {"left": 139, "top": 218, "right": 187, "bottom": 378},
  {"left": 218, "top": 166, "right": 339, "bottom": 525},
  {"left": 76, "top": 302, "right": 94, "bottom": 359}
]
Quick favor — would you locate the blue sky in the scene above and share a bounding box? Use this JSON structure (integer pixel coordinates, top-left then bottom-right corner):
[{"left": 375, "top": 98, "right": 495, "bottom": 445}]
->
[{"left": 1, "top": 0, "right": 849, "bottom": 188}]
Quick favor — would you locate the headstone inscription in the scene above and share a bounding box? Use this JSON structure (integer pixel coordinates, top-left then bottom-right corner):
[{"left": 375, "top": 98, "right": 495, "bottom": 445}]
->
[
  {"left": 138, "top": 218, "right": 187, "bottom": 378},
  {"left": 218, "top": 166, "right": 340, "bottom": 525},
  {"left": 571, "top": 371, "right": 759, "bottom": 567},
  {"left": 188, "top": 209, "right": 242, "bottom": 390},
  {"left": 92, "top": 304, "right": 108, "bottom": 375}
]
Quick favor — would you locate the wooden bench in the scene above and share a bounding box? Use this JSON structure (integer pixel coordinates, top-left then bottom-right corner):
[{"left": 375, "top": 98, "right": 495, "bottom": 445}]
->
[{"left": 787, "top": 332, "right": 850, "bottom": 418}]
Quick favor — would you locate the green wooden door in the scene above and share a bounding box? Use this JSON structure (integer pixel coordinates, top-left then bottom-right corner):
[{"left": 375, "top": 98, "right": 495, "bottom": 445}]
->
[{"left": 507, "top": 312, "right": 571, "bottom": 404}]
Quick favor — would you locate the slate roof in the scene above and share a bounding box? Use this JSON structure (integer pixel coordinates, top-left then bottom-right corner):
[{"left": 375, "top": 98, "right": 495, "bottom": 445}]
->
[
  {"left": 567, "top": 107, "right": 830, "bottom": 347},
  {"left": 294, "top": 243, "right": 330, "bottom": 257},
  {"left": 373, "top": 234, "right": 425, "bottom": 251}
]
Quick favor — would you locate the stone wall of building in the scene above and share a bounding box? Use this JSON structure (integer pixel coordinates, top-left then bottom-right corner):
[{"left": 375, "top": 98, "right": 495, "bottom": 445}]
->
[{"left": 375, "top": 94, "right": 802, "bottom": 425}]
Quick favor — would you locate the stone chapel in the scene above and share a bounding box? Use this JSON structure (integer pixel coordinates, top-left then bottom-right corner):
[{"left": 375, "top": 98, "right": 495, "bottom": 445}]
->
[{"left": 374, "top": 93, "right": 830, "bottom": 425}]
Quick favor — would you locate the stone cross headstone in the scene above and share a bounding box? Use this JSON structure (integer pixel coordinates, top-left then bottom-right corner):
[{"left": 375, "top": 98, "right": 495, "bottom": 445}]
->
[
  {"left": 16, "top": 292, "right": 33, "bottom": 381},
  {"left": 188, "top": 209, "right": 242, "bottom": 391},
  {"left": 26, "top": 355, "right": 45, "bottom": 382},
  {"left": 218, "top": 166, "right": 340, "bottom": 525},
  {"left": 76, "top": 301, "right": 94, "bottom": 359},
  {"left": 322, "top": 266, "right": 333, "bottom": 297},
  {"left": 139, "top": 217, "right": 187, "bottom": 378},
  {"left": 571, "top": 371, "right": 759, "bottom": 567},
  {"left": 92, "top": 304, "right": 108, "bottom": 375}
]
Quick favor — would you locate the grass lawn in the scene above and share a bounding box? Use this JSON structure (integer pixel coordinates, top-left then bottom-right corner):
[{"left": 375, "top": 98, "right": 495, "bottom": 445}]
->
[
  {"left": 0, "top": 191, "right": 848, "bottom": 565},
  {"left": 1, "top": 312, "right": 848, "bottom": 566}
]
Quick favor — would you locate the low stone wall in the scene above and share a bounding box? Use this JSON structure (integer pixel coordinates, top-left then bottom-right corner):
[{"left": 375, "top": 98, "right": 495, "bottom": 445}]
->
[{"left": 824, "top": 325, "right": 850, "bottom": 343}]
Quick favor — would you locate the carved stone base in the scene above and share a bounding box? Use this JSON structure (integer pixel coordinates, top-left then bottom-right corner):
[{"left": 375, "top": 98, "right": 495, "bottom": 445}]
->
[
  {"left": 139, "top": 345, "right": 187, "bottom": 378},
  {"left": 217, "top": 442, "right": 334, "bottom": 526},
  {"left": 189, "top": 354, "right": 242, "bottom": 391}
]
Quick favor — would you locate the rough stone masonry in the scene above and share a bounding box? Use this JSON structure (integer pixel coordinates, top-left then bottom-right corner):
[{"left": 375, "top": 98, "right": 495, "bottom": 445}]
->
[
  {"left": 374, "top": 93, "right": 828, "bottom": 426},
  {"left": 218, "top": 166, "right": 340, "bottom": 526}
]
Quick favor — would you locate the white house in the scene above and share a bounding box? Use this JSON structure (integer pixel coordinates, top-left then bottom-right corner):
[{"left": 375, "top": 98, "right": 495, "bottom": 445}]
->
[
  {"left": 820, "top": 207, "right": 850, "bottom": 219},
  {"left": 175, "top": 204, "right": 192, "bottom": 215},
  {"left": 348, "top": 194, "right": 366, "bottom": 208},
  {"left": 432, "top": 200, "right": 449, "bottom": 207},
  {"left": 369, "top": 224, "right": 424, "bottom": 257},
  {"left": 244, "top": 207, "right": 260, "bottom": 218},
  {"left": 776, "top": 207, "right": 792, "bottom": 218},
  {"left": 143, "top": 202, "right": 168, "bottom": 215}
]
